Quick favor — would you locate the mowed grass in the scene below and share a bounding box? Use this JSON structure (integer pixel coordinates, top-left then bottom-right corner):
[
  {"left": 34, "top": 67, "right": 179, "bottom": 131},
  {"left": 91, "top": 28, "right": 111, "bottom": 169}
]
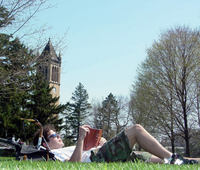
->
[{"left": 0, "top": 157, "right": 199, "bottom": 170}]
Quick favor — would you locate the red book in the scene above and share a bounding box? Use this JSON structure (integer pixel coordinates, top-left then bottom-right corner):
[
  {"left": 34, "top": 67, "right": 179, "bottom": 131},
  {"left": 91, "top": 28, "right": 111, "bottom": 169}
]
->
[{"left": 83, "top": 127, "right": 103, "bottom": 151}]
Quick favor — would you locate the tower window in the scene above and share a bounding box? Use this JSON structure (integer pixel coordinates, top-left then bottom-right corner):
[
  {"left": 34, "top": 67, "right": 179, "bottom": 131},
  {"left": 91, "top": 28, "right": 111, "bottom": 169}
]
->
[
  {"left": 52, "top": 66, "right": 54, "bottom": 81},
  {"left": 52, "top": 66, "right": 56, "bottom": 82},
  {"left": 56, "top": 68, "right": 58, "bottom": 82},
  {"left": 51, "top": 66, "right": 59, "bottom": 83},
  {"left": 45, "top": 66, "right": 48, "bottom": 80}
]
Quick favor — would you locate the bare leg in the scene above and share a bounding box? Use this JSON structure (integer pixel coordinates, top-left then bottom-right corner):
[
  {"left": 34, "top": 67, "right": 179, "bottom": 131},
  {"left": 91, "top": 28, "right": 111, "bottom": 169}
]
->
[
  {"left": 185, "top": 157, "right": 200, "bottom": 161},
  {"left": 125, "top": 124, "right": 172, "bottom": 160},
  {"left": 149, "top": 155, "right": 163, "bottom": 163},
  {"left": 135, "top": 151, "right": 163, "bottom": 164}
]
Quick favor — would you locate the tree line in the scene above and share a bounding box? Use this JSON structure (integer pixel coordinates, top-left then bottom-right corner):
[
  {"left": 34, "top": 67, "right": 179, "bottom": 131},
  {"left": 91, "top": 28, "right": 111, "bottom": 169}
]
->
[{"left": 64, "top": 26, "right": 200, "bottom": 157}]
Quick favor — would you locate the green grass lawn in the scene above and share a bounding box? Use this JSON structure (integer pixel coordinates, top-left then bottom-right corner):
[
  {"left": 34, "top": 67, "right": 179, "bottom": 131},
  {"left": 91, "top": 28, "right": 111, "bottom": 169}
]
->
[{"left": 0, "top": 157, "right": 199, "bottom": 170}]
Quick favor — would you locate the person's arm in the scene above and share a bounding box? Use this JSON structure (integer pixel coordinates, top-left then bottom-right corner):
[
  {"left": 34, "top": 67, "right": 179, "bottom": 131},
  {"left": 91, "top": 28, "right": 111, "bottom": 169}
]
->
[
  {"left": 34, "top": 120, "right": 43, "bottom": 149},
  {"left": 68, "top": 125, "right": 89, "bottom": 162}
]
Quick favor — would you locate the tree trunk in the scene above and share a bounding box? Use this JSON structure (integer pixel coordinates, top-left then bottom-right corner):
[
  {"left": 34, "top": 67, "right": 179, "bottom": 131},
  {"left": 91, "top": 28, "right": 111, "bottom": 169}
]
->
[
  {"left": 197, "top": 92, "right": 200, "bottom": 127},
  {"left": 182, "top": 66, "right": 190, "bottom": 156},
  {"left": 170, "top": 132, "right": 175, "bottom": 154},
  {"left": 183, "top": 92, "right": 190, "bottom": 156},
  {"left": 77, "top": 109, "right": 80, "bottom": 141},
  {"left": 183, "top": 112, "right": 190, "bottom": 156},
  {"left": 170, "top": 90, "right": 175, "bottom": 154}
]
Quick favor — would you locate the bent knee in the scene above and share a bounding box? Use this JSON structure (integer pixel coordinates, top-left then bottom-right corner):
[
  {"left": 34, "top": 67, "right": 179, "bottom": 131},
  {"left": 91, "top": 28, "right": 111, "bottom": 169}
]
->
[
  {"left": 133, "top": 124, "right": 144, "bottom": 130},
  {"left": 125, "top": 124, "right": 144, "bottom": 133},
  {"left": 124, "top": 124, "right": 144, "bottom": 147}
]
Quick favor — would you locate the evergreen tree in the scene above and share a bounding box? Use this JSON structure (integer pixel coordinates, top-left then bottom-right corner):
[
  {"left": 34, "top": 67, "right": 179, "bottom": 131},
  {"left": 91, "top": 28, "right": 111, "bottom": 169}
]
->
[
  {"left": 0, "top": 6, "right": 14, "bottom": 28},
  {"left": 0, "top": 34, "right": 35, "bottom": 88},
  {"left": 101, "top": 93, "right": 120, "bottom": 140},
  {"left": 0, "top": 3, "right": 64, "bottom": 142},
  {"left": 26, "top": 73, "right": 65, "bottom": 133},
  {"left": 61, "top": 102, "right": 74, "bottom": 146},
  {"left": 92, "top": 93, "right": 128, "bottom": 140},
  {"left": 63, "top": 82, "right": 91, "bottom": 142},
  {"left": 0, "top": 83, "right": 25, "bottom": 138},
  {"left": 0, "top": 34, "right": 35, "bottom": 140},
  {"left": 93, "top": 102, "right": 104, "bottom": 129}
]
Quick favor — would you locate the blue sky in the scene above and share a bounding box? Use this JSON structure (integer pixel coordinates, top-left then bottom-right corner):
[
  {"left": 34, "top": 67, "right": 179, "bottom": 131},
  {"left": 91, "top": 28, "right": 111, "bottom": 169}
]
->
[{"left": 28, "top": 0, "right": 200, "bottom": 104}]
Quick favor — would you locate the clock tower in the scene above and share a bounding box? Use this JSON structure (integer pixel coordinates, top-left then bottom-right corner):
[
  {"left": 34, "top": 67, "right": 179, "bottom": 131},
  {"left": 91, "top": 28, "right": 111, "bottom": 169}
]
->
[{"left": 38, "top": 39, "right": 61, "bottom": 104}]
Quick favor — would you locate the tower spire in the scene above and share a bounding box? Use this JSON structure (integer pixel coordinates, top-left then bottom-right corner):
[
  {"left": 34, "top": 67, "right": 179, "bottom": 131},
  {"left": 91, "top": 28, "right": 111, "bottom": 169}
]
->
[{"left": 38, "top": 39, "right": 62, "bottom": 105}]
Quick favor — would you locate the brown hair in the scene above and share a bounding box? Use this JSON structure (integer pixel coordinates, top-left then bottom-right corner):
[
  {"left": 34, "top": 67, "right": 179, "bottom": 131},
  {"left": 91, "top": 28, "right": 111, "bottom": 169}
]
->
[{"left": 33, "top": 124, "right": 56, "bottom": 146}]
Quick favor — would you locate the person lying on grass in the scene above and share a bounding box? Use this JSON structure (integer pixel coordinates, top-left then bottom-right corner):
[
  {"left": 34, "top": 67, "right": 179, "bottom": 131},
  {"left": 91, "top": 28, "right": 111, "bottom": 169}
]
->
[{"left": 33, "top": 124, "right": 200, "bottom": 164}]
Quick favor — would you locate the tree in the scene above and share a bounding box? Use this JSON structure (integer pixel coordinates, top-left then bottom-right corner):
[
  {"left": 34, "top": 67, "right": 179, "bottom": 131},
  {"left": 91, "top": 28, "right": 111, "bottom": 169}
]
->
[
  {"left": 101, "top": 93, "right": 119, "bottom": 139},
  {"left": 129, "top": 78, "right": 160, "bottom": 133},
  {"left": 130, "top": 26, "right": 200, "bottom": 156},
  {"left": 0, "top": 6, "right": 14, "bottom": 28},
  {"left": 112, "top": 95, "right": 129, "bottom": 133},
  {"left": 0, "top": 34, "right": 35, "bottom": 88},
  {"left": 61, "top": 102, "right": 74, "bottom": 146},
  {"left": 92, "top": 101, "right": 104, "bottom": 129},
  {"left": 92, "top": 93, "right": 128, "bottom": 140},
  {"left": 0, "top": 34, "right": 35, "bottom": 139},
  {"left": 0, "top": 83, "right": 25, "bottom": 138},
  {"left": 0, "top": 0, "right": 52, "bottom": 87},
  {"left": 26, "top": 73, "right": 65, "bottom": 130},
  {"left": 63, "top": 83, "right": 91, "bottom": 142},
  {"left": 0, "top": 0, "right": 49, "bottom": 35},
  {"left": 129, "top": 73, "right": 177, "bottom": 152}
]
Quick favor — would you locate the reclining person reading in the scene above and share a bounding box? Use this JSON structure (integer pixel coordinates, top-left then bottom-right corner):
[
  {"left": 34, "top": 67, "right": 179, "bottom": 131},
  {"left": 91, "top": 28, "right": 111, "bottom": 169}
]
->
[{"left": 33, "top": 124, "right": 200, "bottom": 164}]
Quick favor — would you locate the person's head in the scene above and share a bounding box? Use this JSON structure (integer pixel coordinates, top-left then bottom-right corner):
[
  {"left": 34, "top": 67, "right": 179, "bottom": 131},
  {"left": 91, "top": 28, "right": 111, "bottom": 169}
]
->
[{"left": 33, "top": 124, "right": 64, "bottom": 150}]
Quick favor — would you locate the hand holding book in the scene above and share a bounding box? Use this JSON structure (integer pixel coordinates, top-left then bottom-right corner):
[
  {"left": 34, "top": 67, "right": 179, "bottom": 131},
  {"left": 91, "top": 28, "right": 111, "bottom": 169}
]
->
[{"left": 83, "top": 127, "right": 103, "bottom": 151}]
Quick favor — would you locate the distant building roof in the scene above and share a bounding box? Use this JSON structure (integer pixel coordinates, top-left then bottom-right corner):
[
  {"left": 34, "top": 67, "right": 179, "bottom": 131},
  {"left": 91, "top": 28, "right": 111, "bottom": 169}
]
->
[{"left": 40, "top": 38, "right": 61, "bottom": 64}]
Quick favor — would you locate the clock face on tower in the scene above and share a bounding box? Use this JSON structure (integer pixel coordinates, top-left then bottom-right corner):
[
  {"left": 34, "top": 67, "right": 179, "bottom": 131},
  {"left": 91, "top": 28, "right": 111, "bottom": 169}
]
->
[{"left": 52, "top": 87, "right": 56, "bottom": 93}]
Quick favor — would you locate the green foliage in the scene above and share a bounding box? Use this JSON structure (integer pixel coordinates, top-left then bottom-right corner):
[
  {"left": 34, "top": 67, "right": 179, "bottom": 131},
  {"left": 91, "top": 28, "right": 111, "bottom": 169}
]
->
[
  {"left": 0, "top": 33, "right": 35, "bottom": 140},
  {"left": 101, "top": 93, "right": 119, "bottom": 139},
  {"left": 62, "top": 82, "right": 91, "bottom": 143},
  {"left": 0, "top": 83, "right": 24, "bottom": 138},
  {"left": 0, "top": 33, "right": 35, "bottom": 86},
  {"left": 24, "top": 73, "right": 66, "bottom": 140},
  {"left": 0, "top": 6, "right": 14, "bottom": 28},
  {"left": 93, "top": 93, "right": 123, "bottom": 140}
]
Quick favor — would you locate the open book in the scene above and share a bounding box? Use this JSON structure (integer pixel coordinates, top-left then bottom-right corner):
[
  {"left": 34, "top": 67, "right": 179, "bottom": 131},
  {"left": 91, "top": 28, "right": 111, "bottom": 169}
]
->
[{"left": 83, "top": 127, "right": 103, "bottom": 151}]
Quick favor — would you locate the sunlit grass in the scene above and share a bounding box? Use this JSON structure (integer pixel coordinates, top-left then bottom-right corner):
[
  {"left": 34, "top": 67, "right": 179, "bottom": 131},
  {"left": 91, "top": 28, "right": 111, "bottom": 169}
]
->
[{"left": 0, "top": 157, "right": 199, "bottom": 170}]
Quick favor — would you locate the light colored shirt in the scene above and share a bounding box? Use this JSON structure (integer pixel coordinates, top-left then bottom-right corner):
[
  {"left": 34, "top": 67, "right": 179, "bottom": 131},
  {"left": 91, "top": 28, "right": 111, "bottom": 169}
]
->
[{"left": 51, "top": 146, "right": 100, "bottom": 162}]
